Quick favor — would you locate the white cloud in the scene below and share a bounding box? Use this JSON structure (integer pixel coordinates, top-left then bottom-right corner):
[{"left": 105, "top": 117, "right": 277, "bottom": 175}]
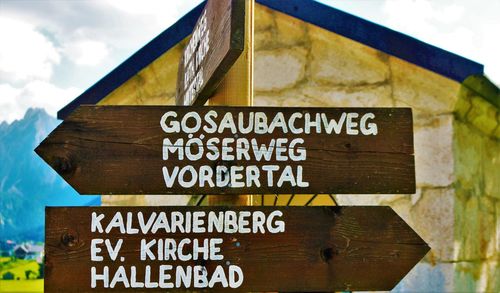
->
[
  {"left": 437, "top": 4, "right": 465, "bottom": 24},
  {"left": 0, "top": 81, "right": 81, "bottom": 123},
  {"left": 382, "top": 0, "right": 467, "bottom": 42},
  {"left": 105, "top": 0, "right": 175, "bottom": 15},
  {"left": 383, "top": 0, "right": 465, "bottom": 26},
  {"left": 0, "top": 17, "right": 61, "bottom": 83},
  {"left": 0, "top": 1, "right": 203, "bottom": 123},
  {"left": 63, "top": 39, "right": 110, "bottom": 66},
  {"left": 481, "top": 24, "right": 500, "bottom": 84},
  {"left": 103, "top": 0, "right": 203, "bottom": 27},
  {"left": 383, "top": 0, "right": 434, "bottom": 30},
  {"left": 382, "top": 0, "right": 499, "bottom": 84}
]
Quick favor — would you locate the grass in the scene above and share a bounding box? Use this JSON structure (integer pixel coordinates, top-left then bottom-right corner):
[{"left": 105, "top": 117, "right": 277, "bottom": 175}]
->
[
  {"left": 0, "top": 259, "right": 40, "bottom": 280},
  {"left": 0, "top": 280, "right": 43, "bottom": 292},
  {"left": 0, "top": 259, "right": 42, "bottom": 292},
  {"left": 0, "top": 258, "right": 10, "bottom": 264}
]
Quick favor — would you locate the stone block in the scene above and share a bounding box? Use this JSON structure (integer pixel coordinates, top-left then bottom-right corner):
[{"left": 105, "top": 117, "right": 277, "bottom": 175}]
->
[
  {"left": 454, "top": 120, "right": 499, "bottom": 199},
  {"left": 141, "top": 96, "right": 175, "bottom": 106},
  {"left": 100, "top": 40, "right": 184, "bottom": 106},
  {"left": 390, "top": 56, "right": 460, "bottom": 116},
  {"left": 100, "top": 75, "right": 142, "bottom": 105},
  {"left": 466, "top": 95, "right": 498, "bottom": 135},
  {"left": 478, "top": 196, "right": 497, "bottom": 259},
  {"left": 254, "top": 93, "right": 288, "bottom": 107},
  {"left": 482, "top": 136, "right": 500, "bottom": 199},
  {"left": 255, "top": 48, "right": 307, "bottom": 92},
  {"left": 275, "top": 10, "right": 308, "bottom": 47},
  {"left": 497, "top": 201, "right": 500, "bottom": 255},
  {"left": 455, "top": 194, "right": 497, "bottom": 261},
  {"left": 455, "top": 261, "right": 481, "bottom": 292},
  {"left": 144, "top": 195, "right": 190, "bottom": 206},
  {"left": 494, "top": 122, "right": 500, "bottom": 140},
  {"left": 334, "top": 194, "right": 407, "bottom": 206},
  {"left": 454, "top": 88, "right": 472, "bottom": 121},
  {"left": 482, "top": 260, "right": 500, "bottom": 293},
  {"left": 494, "top": 112, "right": 500, "bottom": 140},
  {"left": 254, "top": 88, "right": 310, "bottom": 107},
  {"left": 302, "top": 84, "right": 393, "bottom": 107},
  {"left": 456, "top": 195, "right": 479, "bottom": 261},
  {"left": 255, "top": 4, "right": 275, "bottom": 32},
  {"left": 101, "top": 195, "right": 147, "bottom": 206},
  {"left": 392, "top": 262, "right": 454, "bottom": 293},
  {"left": 308, "top": 24, "right": 389, "bottom": 85},
  {"left": 255, "top": 85, "right": 392, "bottom": 109},
  {"left": 457, "top": 260, "right": 500, "bottom": 292},
  {"left": 146, "top": 43, "right": 183, "bottom": 100},
  {"left": 414, "top": 115, "right": 454, "bottom": 187},
  {"left": 255, "top": 30, "right": 274, "bottom": 51},
  {"left": 410, "top": 188, "right": 455, "bottom": 261},
  {"left": 453, "top": 121, "right": 483, "bottom": 193}
]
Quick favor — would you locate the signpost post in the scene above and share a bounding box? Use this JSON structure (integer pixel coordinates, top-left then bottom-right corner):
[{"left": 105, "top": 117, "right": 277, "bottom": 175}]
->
[
  {"left": 175, "top": 0, "right": 254, "bottom": 206},
  {"left": 45, "top": 206, "right": 429, "bottom": 292},
  {"left": 205, "top": 0, "right": 254, "bottom": 206}
]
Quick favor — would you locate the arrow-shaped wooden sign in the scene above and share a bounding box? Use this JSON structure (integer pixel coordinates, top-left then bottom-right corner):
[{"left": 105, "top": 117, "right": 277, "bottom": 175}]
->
[
  {"left": 45, "top": 206, "right": 429, "bottom": 292},
  {"left": 36, "top": 105, "right": 414, "bottom": 195},
  {"left": 35, "top": 105, "right": 414, "bottom": 195}
]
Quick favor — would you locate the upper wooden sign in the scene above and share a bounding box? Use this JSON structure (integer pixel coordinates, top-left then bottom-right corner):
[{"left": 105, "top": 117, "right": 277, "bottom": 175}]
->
[
  {"left": 45, "top": 206, "right": 429, "bottom": 292},
  {"left": 36, "top": 105, "right": 414, "bottom": 195},
  {"left": 175, "top": 0, "right": 245, "bottom": 106}
]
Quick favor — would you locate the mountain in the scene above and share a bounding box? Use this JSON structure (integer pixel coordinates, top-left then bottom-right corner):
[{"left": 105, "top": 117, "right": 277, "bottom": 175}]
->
[{"left": 0, "top": 108, "right": 100, "bottom": 242}]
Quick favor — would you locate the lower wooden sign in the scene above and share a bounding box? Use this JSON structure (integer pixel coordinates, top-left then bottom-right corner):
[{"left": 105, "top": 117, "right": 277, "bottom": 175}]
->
[{"left": 45, "top": 206, "right": 429, "bottom": 292}]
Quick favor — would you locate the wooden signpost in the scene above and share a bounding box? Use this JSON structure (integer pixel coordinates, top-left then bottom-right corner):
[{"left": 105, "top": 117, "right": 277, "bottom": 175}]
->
[
  {"left": 175, "top": 0, "right": 245, "bottom": 106},
  {"left": 35, "top": 105, "right": 415, "bottom": 195},
  {"left": 38, "top": 0, "right": 429, "bottom": 292},
  {"left": 45, "top": 206, "right": 429, "bottom": 292}
]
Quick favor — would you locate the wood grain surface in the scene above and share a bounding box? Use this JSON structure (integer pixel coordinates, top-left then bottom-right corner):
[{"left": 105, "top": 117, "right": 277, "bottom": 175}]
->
[
  {"left": 176, "top": 0, "right": 245, "bottom": 106},
  {"left": 45, "top": 206, "right": 429, "bottom": 292},
  {"left": 35, "top": 105, "right": 415, "bottom": 195}
]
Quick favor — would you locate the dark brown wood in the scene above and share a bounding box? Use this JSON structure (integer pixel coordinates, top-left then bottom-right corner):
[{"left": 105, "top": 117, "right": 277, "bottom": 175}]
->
[
  {"left": 35, "top": 105, "right": 415, "bottom": 195},
  {"left": 45, "top": 206, "right": 429, "bottom": 292},
  {"left": 175, "top": 0, "right": 245, "bottom": 106}
]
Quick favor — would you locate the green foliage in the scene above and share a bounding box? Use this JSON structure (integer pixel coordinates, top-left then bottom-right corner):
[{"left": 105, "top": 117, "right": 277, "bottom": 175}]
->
[
  {"left": 0, "top": 258, "right": 40, "bottom": 280},
  {"left": 25, "top": 270, "right": 36, "bottom": 280},
  {"left": 2, "top": 272, "right": 14, "bottom": 280},
  {"left": 38, "top": 259, "right": 44, "bottom": 279},
  {"left": 0, "top": 259, "right": 43, "bottom": 292}
]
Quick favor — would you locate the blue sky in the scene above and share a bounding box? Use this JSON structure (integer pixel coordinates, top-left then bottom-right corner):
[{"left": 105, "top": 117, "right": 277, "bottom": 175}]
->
[{"left": 0, "top": 0, "right": 498, "bottom": 123}]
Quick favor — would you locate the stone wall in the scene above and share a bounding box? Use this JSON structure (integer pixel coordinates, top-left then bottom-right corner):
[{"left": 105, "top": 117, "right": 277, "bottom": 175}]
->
[
  {"left": 252, "top": 5, "right": 499, "bottom": 292},
  {"left": 95, "top": 3, "right": 499, "bottom": 292},
  {"left": 452, "top": 77, "right": 499, "bottom": 292}
]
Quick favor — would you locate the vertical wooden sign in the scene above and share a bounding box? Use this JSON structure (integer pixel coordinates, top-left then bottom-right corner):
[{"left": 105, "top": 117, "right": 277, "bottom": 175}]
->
[{"left": 175, "top": 0, "right": 245, "bottom": 106}]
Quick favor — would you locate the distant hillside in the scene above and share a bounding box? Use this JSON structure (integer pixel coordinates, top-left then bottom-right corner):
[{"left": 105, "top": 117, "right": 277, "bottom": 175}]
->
[{"left": 0, "top": 108, "right": 100, "bottom": 242}]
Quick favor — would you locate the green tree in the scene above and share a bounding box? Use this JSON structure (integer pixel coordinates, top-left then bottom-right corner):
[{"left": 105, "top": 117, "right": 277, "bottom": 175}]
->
[
  {"left": 38, "top": 257, "right": 45, "bottom": 279},
  {"left": 25, "top": 269, "right": 35, "bottom": 280},
  {"left": 2, "top": 271, "right": 14, "bottom": 280}
]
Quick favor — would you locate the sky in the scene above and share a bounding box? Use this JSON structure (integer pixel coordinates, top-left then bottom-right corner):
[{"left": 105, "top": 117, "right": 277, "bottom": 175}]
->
[{"left": 0, "top": 0, "right": 498, "bottom": 123}]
